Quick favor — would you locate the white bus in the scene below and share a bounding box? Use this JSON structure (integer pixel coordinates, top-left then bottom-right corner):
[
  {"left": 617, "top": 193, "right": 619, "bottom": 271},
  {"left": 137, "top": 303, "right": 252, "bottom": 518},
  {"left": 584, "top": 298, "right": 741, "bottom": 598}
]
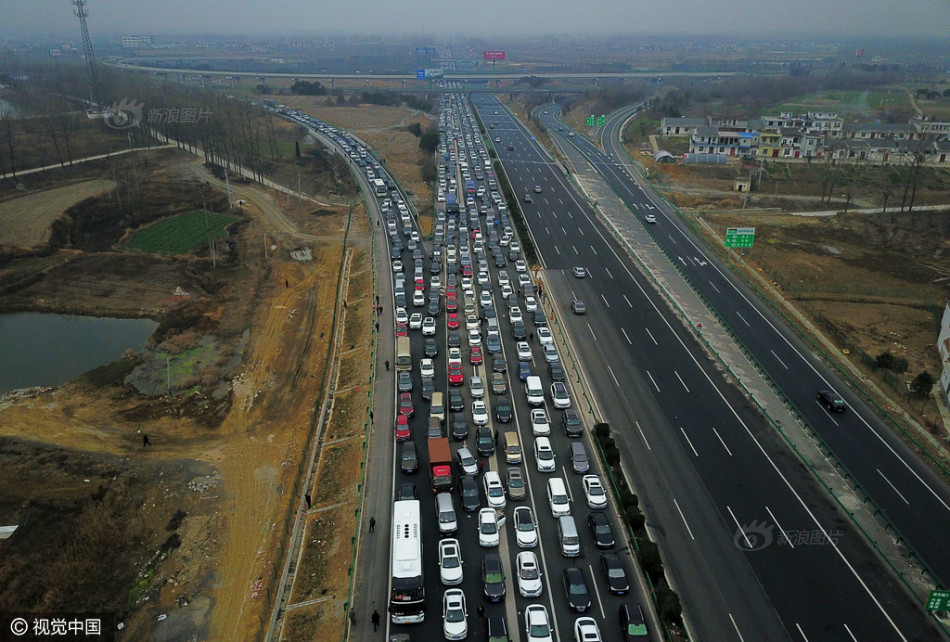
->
[
  {"left": 389, "top": 499, "right": 425, "bottom": 623},
  {"left": 372, "top": 178, "right": 388, "bottom": 197}
]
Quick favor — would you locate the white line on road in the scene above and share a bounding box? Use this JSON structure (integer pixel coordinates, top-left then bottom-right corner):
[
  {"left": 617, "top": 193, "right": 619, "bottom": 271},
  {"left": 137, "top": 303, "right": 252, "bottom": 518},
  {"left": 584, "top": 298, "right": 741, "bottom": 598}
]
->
[
  {"left": 712, "top": 427, "right": 732, "bottom": 456},
  {"left": 607, "top": 365, "right": 619, "bottom": 387},
  {"left": 669, "top": 234, "right": 678, "bottom": 244},
  {"left": 561, "top": 226, "right": 567, "bottom": 236},
  {"left": 588, "top": 562, "right": 607, "bottom": 619},
  {"left": 646, "top": 370, "right": 660, "bottom": 392},
  {"left": 552, "top": 211, "right": 558, "bottom": 220},
  {"left": 795, "top": 622, "right": 810, "bottom": 641},
  {"left": 572, "top": 245, "right": 579, "bottom": 255},
  {"left": 623, "top": 294, "right": 633, "bottom": 308},
  {"left": 771, "top": 350, "right": 789, "bottom": 369},
  {"left": 635, "top": 421, "right": 652, "bottom": 450},
  {"left": 680, "top": 427, "right": 699, "bottom": 457},
  {"left": 621, "top": 328, "right": 632, "bottom": 344},
  {"left": 588, "top": 324, "right": 597, "bottom": 340},
  {"left": 600, "top": 294, "right": 610, "bottom": 308},
  {"left": 765, "top": 506, "right": 793, "bottom": 548},
  {"left": 736, "top": 311, "right": 751, "bottom": 326},
  {"left": 645, "top": 327, "right": 658, "bottom": 345},
  {"left": 554, "top": 246, "right": 561, "bottom": 255},
  {"left": 590, "top": 245, "right": 597, "bottom": 255},
  {"left": 578, "top": 227, "right": 585, "bottom": 236},
  {"left": 605, "top": 267, "right": 613, "bottom": 279},
  {"left": 843, "top": 623, "right": 858, "bottom": 641},
  {"left": 545, "top": 226, "right": 550, "bottom": 235},
  {"left": 708, "top": 280, "right": 721, "bottom": 294},
  {"left": 673, "top": 498, "right": 696, "bottom": 540},
  {"left": 674, "top": 371, "right": 690, "bottom": 393},
  {"left": 727, "top": 505, "right": 752, "bottom": 549},
  {"left": 678, "top": 256, "right": 687, "bottom": 266},
  {"left": 877, "top": 469, "right": 910, "bottom": 505},
  {"left": 729, "top": 614, "right": 746, "bottom": 642}
]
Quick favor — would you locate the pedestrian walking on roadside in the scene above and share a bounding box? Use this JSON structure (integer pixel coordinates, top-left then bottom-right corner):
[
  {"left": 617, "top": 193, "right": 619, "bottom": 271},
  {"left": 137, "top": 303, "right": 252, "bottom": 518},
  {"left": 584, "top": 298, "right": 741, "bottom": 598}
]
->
[
  {"left": 375, "top": 322, "right": 380, "bottom": 332},
  {"left": 143, "top": 434, "right": 151, "bottom": 447},
  {"left": 376, "top": 295, "right": 380, "bottom": 305},
  {"left": 369, "top": 517, "right": 376, "bottom": 533},
  {"left": 305, "top": 494, "right": 312, "bottom": 509},
  {"left": 384, "top": 359, "right": 390, "bottom": 371},
  {"left": 477, "top": 604, "right": 485, "bottom": 619},
  {"left": 529, "top": 332, "right": 534, "bottom": 343},
  {"left": 349, "top": 608, "right": 356, "bottom": 626},
  {"left": 372, "top": 610, "right": 380, "bottom": 631},
  {"left": 369, "top": 410, "right": 374, "bottom": 422}
]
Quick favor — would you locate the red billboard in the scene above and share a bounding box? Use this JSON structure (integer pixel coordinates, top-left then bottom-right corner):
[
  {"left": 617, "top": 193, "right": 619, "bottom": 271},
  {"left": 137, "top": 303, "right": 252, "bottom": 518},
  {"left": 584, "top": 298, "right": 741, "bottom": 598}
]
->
[{"left": 483, "top": 50, "right": 506, "bottom": 61}]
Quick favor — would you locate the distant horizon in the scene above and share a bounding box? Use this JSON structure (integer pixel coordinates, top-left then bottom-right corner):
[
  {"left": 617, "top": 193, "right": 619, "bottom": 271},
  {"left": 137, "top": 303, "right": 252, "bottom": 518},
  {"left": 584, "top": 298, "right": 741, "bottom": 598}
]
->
[{"left": 2, "top": 0, "right": 950, "bottom": 42}]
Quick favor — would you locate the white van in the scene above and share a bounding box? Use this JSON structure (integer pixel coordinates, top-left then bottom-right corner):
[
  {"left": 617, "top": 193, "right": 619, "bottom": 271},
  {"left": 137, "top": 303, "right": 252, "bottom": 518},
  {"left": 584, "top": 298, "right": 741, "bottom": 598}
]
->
[
  {"left": 558, "top": 515, "right": 581, "bottom": 557},
  {"left": 431, "top": 392, "right": 445, "bottom": 424},
  {"left": 546, "top": 478, "right": 571, "bottom": 518},
  {"left": 503, "top": 432, "right": 522, "bottom": 465},
  {"left": 525, "top": 376, "right": 544, "bottom": 407},
  {"left": 436, "top": 492, "right": 458, "bottom": 534}
]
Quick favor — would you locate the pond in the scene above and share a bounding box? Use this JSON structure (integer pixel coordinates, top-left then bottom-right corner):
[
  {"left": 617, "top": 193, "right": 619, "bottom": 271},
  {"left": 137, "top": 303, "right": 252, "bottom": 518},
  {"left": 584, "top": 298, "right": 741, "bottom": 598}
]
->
[{"left": 0, "top": 313, "right": 157, "bottom": 394}]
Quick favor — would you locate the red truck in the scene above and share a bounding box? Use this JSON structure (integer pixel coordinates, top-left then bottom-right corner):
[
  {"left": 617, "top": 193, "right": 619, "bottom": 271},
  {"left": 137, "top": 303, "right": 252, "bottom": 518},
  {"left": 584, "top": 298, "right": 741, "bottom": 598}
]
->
[{"left": 428, "top": 437, "right": 453, "bottom": 492}]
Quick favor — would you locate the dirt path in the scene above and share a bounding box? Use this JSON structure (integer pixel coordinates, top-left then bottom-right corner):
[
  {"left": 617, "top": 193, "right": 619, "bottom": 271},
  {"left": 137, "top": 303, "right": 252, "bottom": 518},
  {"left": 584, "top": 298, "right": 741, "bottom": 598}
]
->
[{"left": 0, "top": 179, "right": 115, "bottom": 248}]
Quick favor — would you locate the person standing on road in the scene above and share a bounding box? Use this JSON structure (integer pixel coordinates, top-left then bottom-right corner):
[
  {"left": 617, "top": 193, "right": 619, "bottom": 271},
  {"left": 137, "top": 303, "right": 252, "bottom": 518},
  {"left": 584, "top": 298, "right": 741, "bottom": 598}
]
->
[
  {"left": 384, "top": 359, "right": 390, "bottom": 371},
  {"left": 371, "top": 610, "right": 380, "bottom": 631},
  {"left": 369, "top": 517, "right": 376, "bottom": 533},
  {"left": 476, "top": 604, "right": 485, "bottom": 619},
  {"left": 349, "top": 608, "right": 356, "bottom": 626},
  {"left": 142, "top": 434, "right": 151, "bottom": 447}
]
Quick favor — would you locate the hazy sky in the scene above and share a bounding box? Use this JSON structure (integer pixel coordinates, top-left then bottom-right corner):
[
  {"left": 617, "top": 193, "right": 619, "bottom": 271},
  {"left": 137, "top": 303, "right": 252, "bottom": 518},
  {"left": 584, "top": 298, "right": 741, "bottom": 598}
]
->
[{"left": 2, "top": 0, "right": 949, "bottom": 39}]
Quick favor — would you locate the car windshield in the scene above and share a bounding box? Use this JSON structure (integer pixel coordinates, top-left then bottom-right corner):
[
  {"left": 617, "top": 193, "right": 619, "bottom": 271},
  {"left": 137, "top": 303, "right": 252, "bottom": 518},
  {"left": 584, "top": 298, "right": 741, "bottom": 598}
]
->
[
  {"left": 608, "top": 566, "right": 625, "bottom": 578},
  {"left": 568, "top": 581, "right": 586, "bottom": 594},
  {"left": 628, "top": 623, "right": 648, "bottom": 635},
  {"left": 485, "top": 570, "right": 503, "bottom": 583}
]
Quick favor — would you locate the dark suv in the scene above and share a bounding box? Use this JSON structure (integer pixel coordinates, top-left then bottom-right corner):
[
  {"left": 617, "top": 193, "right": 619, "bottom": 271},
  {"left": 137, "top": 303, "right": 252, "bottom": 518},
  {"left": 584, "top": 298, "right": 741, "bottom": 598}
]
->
[
  {"left": 817, "top": 389, "right": 846, "bottom": 412},
  {"left": 561, "top": 407, "right": 583, "bottom": 437}
]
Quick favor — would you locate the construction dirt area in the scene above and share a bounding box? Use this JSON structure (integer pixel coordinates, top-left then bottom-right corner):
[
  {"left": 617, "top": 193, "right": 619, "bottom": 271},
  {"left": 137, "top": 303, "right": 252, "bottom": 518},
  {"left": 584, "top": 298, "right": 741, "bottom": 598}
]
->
[{"left": 0, "top": 139, "right": 373, "bottom": 641}]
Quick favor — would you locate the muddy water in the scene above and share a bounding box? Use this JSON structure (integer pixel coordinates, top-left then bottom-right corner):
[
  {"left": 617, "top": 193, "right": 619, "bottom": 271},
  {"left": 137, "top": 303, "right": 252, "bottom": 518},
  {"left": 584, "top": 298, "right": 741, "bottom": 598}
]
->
[{"left": 0, "top": 313, "right": 157, "bottom": 393}]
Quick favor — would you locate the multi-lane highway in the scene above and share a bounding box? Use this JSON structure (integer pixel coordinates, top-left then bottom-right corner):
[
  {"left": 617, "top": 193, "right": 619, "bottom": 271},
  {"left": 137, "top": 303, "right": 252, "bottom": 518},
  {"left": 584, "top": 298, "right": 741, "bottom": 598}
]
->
[{"left": 473, "top": 94, "right": 942, "bottom": 641}]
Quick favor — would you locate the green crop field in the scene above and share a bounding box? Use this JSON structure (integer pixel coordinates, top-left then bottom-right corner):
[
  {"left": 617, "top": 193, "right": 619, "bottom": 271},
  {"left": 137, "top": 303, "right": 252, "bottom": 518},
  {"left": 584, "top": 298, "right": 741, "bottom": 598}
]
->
[{"left": 130, "top": 210, "right": 240, "bottom": 255}]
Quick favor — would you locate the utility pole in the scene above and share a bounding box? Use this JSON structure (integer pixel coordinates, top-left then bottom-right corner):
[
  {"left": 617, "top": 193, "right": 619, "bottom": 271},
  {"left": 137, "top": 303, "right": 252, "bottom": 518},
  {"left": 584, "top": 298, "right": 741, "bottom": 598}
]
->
[{"left": 72, "top": 0, "right": 102, "bottom": 110}]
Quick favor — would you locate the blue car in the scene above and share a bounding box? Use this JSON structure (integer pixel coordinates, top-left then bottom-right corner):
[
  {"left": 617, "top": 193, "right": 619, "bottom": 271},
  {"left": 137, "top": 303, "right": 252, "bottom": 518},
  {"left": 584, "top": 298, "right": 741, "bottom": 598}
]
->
[{"left": 518, "top": 361, "right": 532, "bottom": 381}]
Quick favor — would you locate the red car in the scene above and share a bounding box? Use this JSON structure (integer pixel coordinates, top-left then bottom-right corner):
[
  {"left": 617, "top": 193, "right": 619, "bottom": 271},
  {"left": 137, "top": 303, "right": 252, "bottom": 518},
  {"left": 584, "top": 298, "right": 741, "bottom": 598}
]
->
[
  {"left": 446, "top": 296, "right": 458, "bottom": 312},
  {"left": 447, "top": 313, "right": 460, "bottom": 330},
  {"left": 470, "top": 346, "right": 484, "bottom": 365},
  {"left": 414, "top": 278, "right": 425, "bottom": 291},
  {"left": 395, "top": 414, "right": 410, "bottom": 441},
  {"left": 445, "top": 285, "right": 457, "bottom": 298},
  {"left": 448, "top": 364, "right": 464, "bottom": 386},
  {"left": 395, "top": 322, "right": 408, "bottom": 337},
  {"left": 398, "top": 392, "right": 415, "bottom": 418},
  {"left": 462, "top": 265, "right": 473, "bottom": 278}
]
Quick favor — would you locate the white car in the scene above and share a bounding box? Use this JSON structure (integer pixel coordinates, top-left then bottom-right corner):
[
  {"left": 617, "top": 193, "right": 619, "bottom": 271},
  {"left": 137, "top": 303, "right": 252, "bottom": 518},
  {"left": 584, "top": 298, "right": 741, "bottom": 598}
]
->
[
  {"left": 513, "top": 505, "right": 539, "bottom": 548},
  {"left": 395, "top": 307, "right": 408, "bottom": 324},
  {"left": 515, "top": 259, "right": 527, "bottom": 273},
  {"left": 511, "top": 241, "right": 522, "bottom": 253},
  {"left": 479, "top": 290, "right": 492, "bottom": 308},
  {"left": 409, "top": 312, "right": 423, "bottom": 330},
  {"left": 534, "top": 437, "right": 556, "bottom": 472},
  {"left": 525, "top": 604, "right": 554, "bottom": 642},
  {"left": 420, "top": 358, "right": 435, "bottom": 379},
  {"left": 574, "top": 616, "right": 602, "bottom": 642},
  {"left": 509, "top": 306, "right": 523, "bottom": 323},
  {"left": 542, "top": 344, "right": 559, "bottom": 363},
  {"left": 497, "top": 270, "right": 510, "bottom": 286},
  {"left": 582, "top": 475, "right": 608, "bottom": 509},
  {"left": 393, "top": 259, "right": 404, "bottom": 272},
  {"left": 516, "top": 341, "right": 532, "bottom": 361},
  {"left": 470, "top": 375, "right": 485, "bottom": 399},
  {"left": 478, "top": 507, "right": 500, "bottom": 547},
  {"left": 439, "top": 538, "right": 464, "bottom": 586},
  {"left": 422, "top": 316, "right": 437, "bottom": 336},
  {"left": 448, "top": 347, "right": 462, "bottom": 365},
  {"left": 484, "top": 471, "right": 507, "bottom": 509},
  {"left": 518, "top": 273, "right": 531, "bottom": 287},
  {"left": 431, "top": 275, "right": 442, "bottom": 290},
  {"left": 530, "top": 408, "right": 550, "bottom": 436},
  {"left": 551, "top": 382, "right": 572, "bottom": 409},
  {"left": 572, "top": 266, "right": 587, "bottom": 278},
  {"left": 524, "top": 296, "right": 538, "bottom": 312},
  {"left": 537, "top": 327, "right": 553, "bottom": 345},
  {"left": 442, "top": 588, "right": 468, "bottom": 640},
  {"left": 472, "top": 401, "right": 489, "bottom": 426},
  {"left": 645, "top": 213, "right": 657, "bottom": 224},
  {"left": 469, "top": 329, "right": 482, "bottom": 346},
  {"left": 516, "top": 551, "right": 543, "bottom": 597},
  {"left": 466, "top": 314, "right": 480, "bottom": 331},
  {"left": 500, "top": 284, "right": 514, "bottom": 299}
]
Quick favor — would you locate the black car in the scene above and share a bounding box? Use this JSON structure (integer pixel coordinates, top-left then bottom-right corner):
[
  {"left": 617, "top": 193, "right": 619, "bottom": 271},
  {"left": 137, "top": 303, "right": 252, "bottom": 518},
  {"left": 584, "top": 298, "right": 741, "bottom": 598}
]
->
[
  {"left": 619, "top": 602, "right": 649, "bottom": 640},
  {"left": 486, "top": 615, "right": 509, "bottom": 642},
  {"left": 587, "top": 511, "right": 615, "bottom": 549},
  {"left": 495, "top": 396, "right": 513, "bottom": 423},
  {"left": 427, "top": 299, "right": 441, "bottom": 317},
  {"left": 482, "top": 553, "right": 507, "bottom": 602},
  {"left": 424, "top": 336, "right": 438, "bottom": 358},
  {"left": 548, "top": 361, "right": 566, "bottom": 382},
  {"left": 491, "top": 352, "right": 507, "bottom": 373},
  {"left": 396, "top": 482, "right": 418, "bottom": 501},
  {"left": 458, "top": 475, "right": 481, "bottom": 512},
  {"left": 482, "top": 305, "right": 497, "bottom": 322},
  {"left": 506, "top": 293, "right": 519, "bottom": 309},
  {"left": 449, "top": 388, "right": 465, "bottom": 412},
  {"left": 400, "top": 441, "right": 419, "bottom": 474},
  {"left": 817, "top": 389, "right": 846, "bottom": 412},
  {"left": 476, "top": 426, "right": 495, "bottom": 456},
  {"left": 561, "top": 407, "right": 583, "bottom": 437},
  {"left": 448, "top": 330, "right": 461, "bottom": 348},
  {"left": 451, "top": 415, "right": 469, "bottom": 441},
  {"left": 421, "top": 376, "right": 434, "bottom": 401},
  {"left": 532, "top": 308, "right": 547, "bottom": 326},
  {"left": 600, "top": 553, "right": 630, "bottom": 594},
  {"left": 511, "top": 320, "right": 527, "bottom": 340},
  {"left": 562, "top": 566, "right": 591, "bottom": 613},
  {"left": 494, "top": 255, "right": 506, "bottom": 268}
]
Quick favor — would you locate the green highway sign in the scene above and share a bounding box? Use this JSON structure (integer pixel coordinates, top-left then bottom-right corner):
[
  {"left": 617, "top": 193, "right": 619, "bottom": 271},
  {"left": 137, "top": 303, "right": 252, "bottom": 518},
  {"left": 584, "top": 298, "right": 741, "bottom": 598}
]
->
[
  {"left": 586, "top": 114, "right": 595, "bottom": 127},
  {"left": 926, "top": 589, "right": 950, "bottom": 611},
  {"left": 586, "top": 114, "right": 607, "bottom": 127},
  {"left": 725, "top": 227, "right": 755, "bottom": 248},
  {"left": 597, "top": 115, "right": 606, "bottom": 126}
]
